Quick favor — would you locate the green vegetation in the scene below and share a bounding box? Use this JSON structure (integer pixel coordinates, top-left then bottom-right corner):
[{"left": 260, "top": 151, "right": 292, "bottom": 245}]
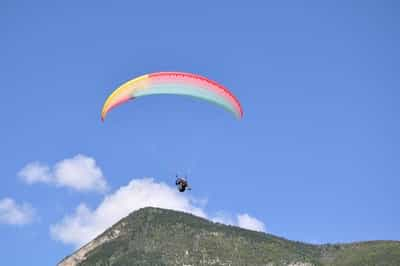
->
[{"left": 65, "top": 207, "right": 400, "bottom": 266}]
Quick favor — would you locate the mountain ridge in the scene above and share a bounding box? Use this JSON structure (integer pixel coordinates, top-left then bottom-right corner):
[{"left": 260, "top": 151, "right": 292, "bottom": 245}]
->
[{"left": 58, "top": 207, "right": 400, "bottom": 266}]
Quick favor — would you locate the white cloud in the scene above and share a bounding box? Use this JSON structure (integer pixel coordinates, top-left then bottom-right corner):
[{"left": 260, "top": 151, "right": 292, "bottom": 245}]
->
[
  {"left": 0, "top": 198, "right": 36, "bottom": 225},
  {"left": 18, "top": 162, "right": 52, "bottom": 184},
  {"left": 212, "top": 212, "right": 265, "bottom": 232},
  {"left": 51, "top": 178, "right": 266, "bottom": 248},
  {"left": 53, "top": 155, "right": 107, "bottom": 192},
  {"left": 212, "top": 211, "right": 235, "bottom": 225},
  {"left": 237, "top": 213, "right": 266, "bottom": 232},
  {"left": 19, "top": 154, "right": 108, "bottom": 193}
]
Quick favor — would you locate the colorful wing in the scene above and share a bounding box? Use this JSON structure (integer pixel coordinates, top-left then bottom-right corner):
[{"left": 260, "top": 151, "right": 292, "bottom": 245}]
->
[{"left": 101, "top": 72, "right": 243, "bottom": 121}]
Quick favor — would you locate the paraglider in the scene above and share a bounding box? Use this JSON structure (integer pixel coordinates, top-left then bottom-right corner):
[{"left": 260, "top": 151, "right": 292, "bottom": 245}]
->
[
  {"left": 175, "top": 175, "right": 191, "bottom": 192},
  {"left": 101, "top": 72, "right": 243, "bottom": 120},
  {"left": 100, "top": 71, "right": 242, "bottom": 194}
]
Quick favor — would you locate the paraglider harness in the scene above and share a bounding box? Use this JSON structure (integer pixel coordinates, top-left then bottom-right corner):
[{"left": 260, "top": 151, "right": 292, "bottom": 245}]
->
[{"left": 175, "top": 176, "right": 191, "bottom": 192}]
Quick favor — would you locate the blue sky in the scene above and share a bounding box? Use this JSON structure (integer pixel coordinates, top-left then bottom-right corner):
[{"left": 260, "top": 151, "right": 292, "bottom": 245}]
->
[{"left": 1, "top": 0, "right": 399, "bottom": 265}]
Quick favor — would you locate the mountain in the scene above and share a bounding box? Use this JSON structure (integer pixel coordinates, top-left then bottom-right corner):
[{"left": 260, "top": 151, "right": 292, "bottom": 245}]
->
[{"left": 58, "top": 207, "right": 400, "bottom": 266}]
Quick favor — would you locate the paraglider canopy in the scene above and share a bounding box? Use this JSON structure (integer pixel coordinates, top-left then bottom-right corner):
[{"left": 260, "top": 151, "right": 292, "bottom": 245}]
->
[{"left": 101, "top": 72, "right": 243, "bottom": 120}]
